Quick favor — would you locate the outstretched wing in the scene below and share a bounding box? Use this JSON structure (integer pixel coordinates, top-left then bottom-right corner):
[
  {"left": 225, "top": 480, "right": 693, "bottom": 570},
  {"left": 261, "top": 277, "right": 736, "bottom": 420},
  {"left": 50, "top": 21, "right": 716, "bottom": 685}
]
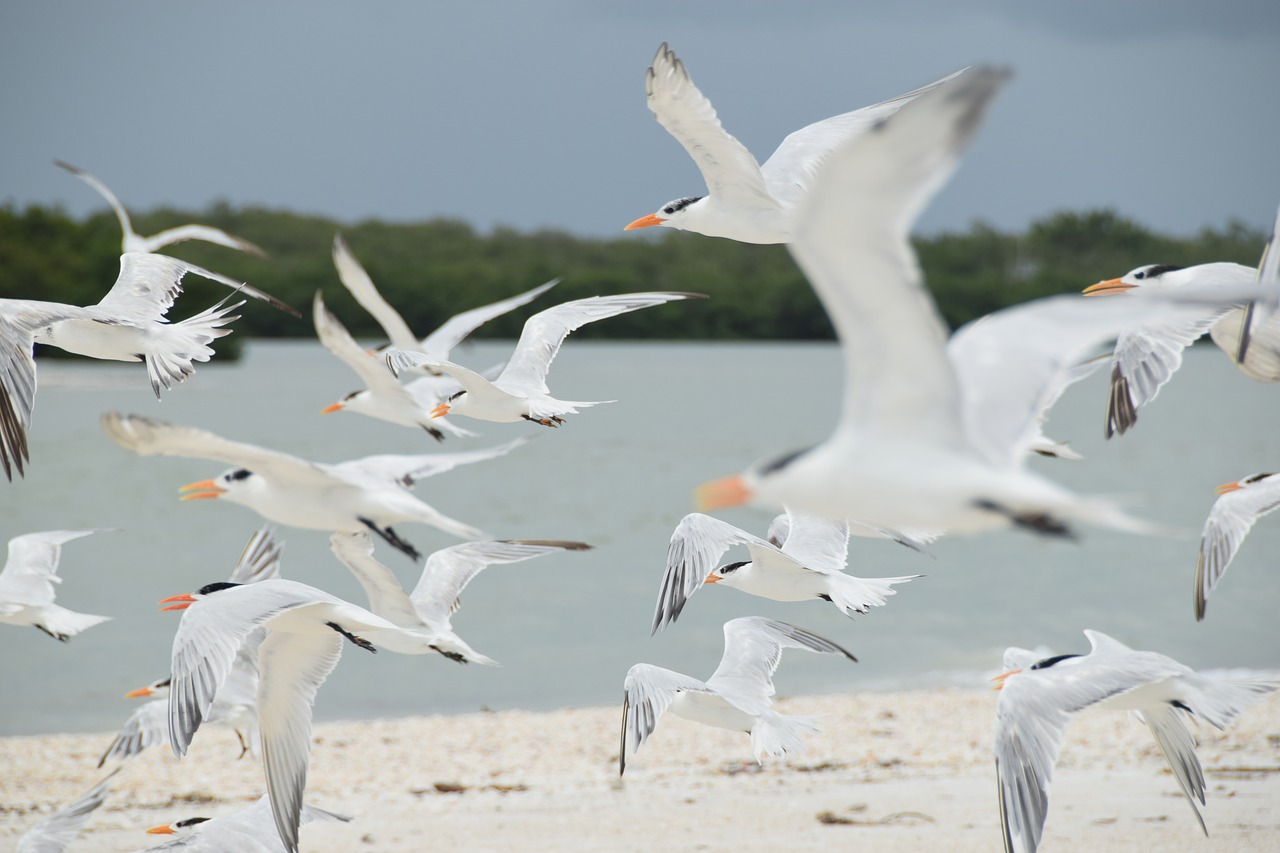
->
[
  {"left": 328, "top": 532, "right": 422, "bottom": 628},
  {"left": 335, "top": 436, "right": 529, "bottom": 489},
  {"left": 313, "top": 291, "right": 412, "bottom": 398},
  {"left": 0, "top": 530, "right": 99, "bottom": 608},
  {"left": 331, "top": 233, "right": 420, "bottom": 352},
  {"left": 1195, "top": 477, "right": 1280, "bottom": 620},
  {"left": 16, "top": 768, "right": 116, "bottom": 853},
  {"left": 420, "top": 279, "right": 560, "bottom": 360},
  {"left": 96, "top": 253, "right": 296, "bottom": 321},
  {"left": 653, "top": 513, "right": 778, "bottom": 633},
  {"left": 619, "top": 663, "right": 715, "bottom": 775},
  {"left": 707, "top": 617, "right": 855, "bottom": 714},
  {"left": 769, "top": 508, "right": 850, "bottom": 574},
  {"left": 227, "top": 525, "right": 285, "bottom": 585}
]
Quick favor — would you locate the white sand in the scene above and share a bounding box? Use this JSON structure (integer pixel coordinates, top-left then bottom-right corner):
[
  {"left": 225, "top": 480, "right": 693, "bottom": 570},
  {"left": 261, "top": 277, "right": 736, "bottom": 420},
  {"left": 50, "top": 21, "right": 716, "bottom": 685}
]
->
[{"left": 2, "top": 689, "right": 1278, "bottom": 851}]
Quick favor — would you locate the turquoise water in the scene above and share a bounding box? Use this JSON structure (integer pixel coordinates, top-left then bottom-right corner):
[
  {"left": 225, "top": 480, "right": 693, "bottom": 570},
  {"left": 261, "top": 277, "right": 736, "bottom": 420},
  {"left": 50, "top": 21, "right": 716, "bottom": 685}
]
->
[{"left": 1, "top": 340, "right": 1277, "bottom": 735}]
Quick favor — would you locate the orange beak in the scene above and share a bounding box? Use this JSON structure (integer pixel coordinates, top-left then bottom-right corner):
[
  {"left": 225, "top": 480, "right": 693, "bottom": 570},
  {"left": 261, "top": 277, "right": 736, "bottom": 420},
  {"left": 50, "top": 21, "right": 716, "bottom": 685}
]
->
[
  {"left": 1215, "top": 481, "right": 1243, "bottom": 495},
  {"left": 320, "top": 402, "right": 344, "bottom": 414},
  {"left": 124, "top": 685, "right": 155, "bottom": 699},
  {"left": 703, "top": 574, "right": 721, "bottom": 585},
  {"left": 179, "top": 479, "right": 225, "bottom": 501},
  {"left": 991, "top": 669, "right": 1021, "bottom": 691},
  {"left": 430, "top": 403, "right": 450, "bottom": 419},
  {"left": 1082, "top": 278, "right": 1135, "bottom": 296},
  {"left": 158, "top": 593, "right": 197, "bottom": 612},
  {"left": 624, "top": 213, "right": 665, "bottom": 231},
  {"left": 693, "top": 475, "right": 752, "bottom": 511},
  {"left": 146, "top": 824, "right": 175, "bottom": 835}
]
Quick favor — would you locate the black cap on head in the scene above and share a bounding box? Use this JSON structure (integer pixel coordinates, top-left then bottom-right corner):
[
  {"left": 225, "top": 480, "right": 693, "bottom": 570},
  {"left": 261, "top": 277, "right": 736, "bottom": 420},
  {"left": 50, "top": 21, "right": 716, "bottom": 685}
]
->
[{"left": 196, "top": 581, "right": 244, "bottom": 596}]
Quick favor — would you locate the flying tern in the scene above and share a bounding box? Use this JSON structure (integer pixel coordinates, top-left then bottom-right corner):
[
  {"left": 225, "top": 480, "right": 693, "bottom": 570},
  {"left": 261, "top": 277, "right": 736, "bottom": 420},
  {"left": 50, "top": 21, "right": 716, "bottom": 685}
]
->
[
  {"left": 0, "top": 252, "right": 297, "bottom": 479},
  {"left": 992, "top": 630, "right": 1278, "bottom": 853},
  {"left": 0, "top": 529, "right": 109, "bottom": 641},
  {"left": 55, "top": 159, "right": 267, "bottom": 257},
  {"left": 1194, "top": 472, "right": 1280, "bottom": 621},
  {"left": 693, "top": 67, "right": 1268, "bottom": 537},
  {"left": 652, "top": 509, "right": 918, "bottom": 633},
  {"left": 160, "top": 578, "right": 406, "bottom": 853},
  {"left": 142, "top": 795, "right": 350, "bottom": 853},
  {"left": 100, "top": 526, "right": 284, "bottom": 766},
  {"left": 388, "top": 291, "right": 705, "bottom": 426},
  {"left": 330, "top": 531, "right": 590, "bottom": 664},
  {"left": 15, "top": 769, "right": 116, "bottom": 853},
  {"left": 102, "top": 411, "right": 523, "bottom": 559},
  {"left": 620, "top": 616, "right": 856, "bottom": 774},
  {"left": 624, "top": 43, "right": 962, "bottom": 244}
]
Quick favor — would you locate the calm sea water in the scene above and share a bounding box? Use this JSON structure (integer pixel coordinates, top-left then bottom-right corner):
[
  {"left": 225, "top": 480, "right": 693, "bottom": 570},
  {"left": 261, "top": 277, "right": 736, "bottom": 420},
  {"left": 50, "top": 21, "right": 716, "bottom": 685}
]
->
[{"left": 1, "top": 340, "right": 1277, "bottom": 736}]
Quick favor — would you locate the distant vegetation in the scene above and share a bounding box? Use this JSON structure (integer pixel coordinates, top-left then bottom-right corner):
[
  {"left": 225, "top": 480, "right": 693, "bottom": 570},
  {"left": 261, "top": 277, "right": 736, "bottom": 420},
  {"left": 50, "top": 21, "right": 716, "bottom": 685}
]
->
[{"left": 0, "top": 203, "right": 1266, "bottom": 342}]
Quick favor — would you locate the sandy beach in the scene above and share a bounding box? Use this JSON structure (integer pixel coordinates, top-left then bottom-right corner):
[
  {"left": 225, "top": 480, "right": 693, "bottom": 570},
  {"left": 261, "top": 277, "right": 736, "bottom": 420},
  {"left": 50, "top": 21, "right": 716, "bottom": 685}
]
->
[{"left": 2, "top": 688, "right": 1278, "bottom": 852}]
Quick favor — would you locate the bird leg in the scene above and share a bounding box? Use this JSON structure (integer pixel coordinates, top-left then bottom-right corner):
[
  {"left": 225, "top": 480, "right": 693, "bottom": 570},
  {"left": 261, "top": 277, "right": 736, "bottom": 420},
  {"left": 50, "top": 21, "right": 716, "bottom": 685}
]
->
[
  {"left": 358, "top": 517, "right": 422, "bottom": 561},
  {"left": 429, "top": 644, "right": 469, "bottom": 664},
  {"left": 973, "top": 500, "right": 1075, "bottom": 539},
  {"left": 235, "top": 730, "right": 249, "bottom": 758},
  {"left": 421, "top": 424, "right": 446, "bottom": 442},
  {"left": 326, "top": 621, "right": 378, "bottom": 653},
  {"left": 521, "top": 415, "right": 563, "bottom": 428},
  {"left": 35, "top": 624, "right": 69, "bottom": 643}
]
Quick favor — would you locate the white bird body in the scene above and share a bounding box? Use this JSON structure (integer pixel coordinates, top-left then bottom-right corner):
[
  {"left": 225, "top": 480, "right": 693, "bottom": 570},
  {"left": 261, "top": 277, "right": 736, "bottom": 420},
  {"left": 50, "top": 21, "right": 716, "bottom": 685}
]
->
[
  {"left": 619, "top": 617, "right": 856, "bottom": 773},
  {"left": 142, "top": 795, "right": 349, "bottom": 852},
  {"left": 330, "top": 531, "right": 589, "bottom": 664},
  {"left": 653, "top": 509, "right": 917, "bottom": 632},
  {"left": 164, "top": 578, "right": 406, "bottom": 853},
  {"left": 993, "top": 630, "right": 1278, "bottom": 853},
  {"left": 625, "top": 42, "right": 964, "bottom": 244},
  {"left": 1195, "top": 472, "right": 1280, "bottom": 620},
  {"left": 0, "top": 529, "right": 109, "bottom": 641},
  {"left": 55, "top": 160, "right": 267, "bottom": 257},
  {"left": 102, "top": 412, "right": 525, "bottom": 559},
  {"left": 389, "top": 291, "right": 704, "bottom": 426}
]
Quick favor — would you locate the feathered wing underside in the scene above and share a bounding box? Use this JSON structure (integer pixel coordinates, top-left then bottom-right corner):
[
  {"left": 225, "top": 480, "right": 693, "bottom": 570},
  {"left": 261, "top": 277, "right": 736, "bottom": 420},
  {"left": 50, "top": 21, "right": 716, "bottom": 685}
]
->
[
  {"left": 99, "top": 699, "right": 167, "bottom": 766},
  {"left": 97, "top": 253, "right": 293, "bottom": 319},
  {"left": 497, "top": 293, "right": 699, "bottom": 396},
  {"left": 644, "top": 43, "right": 777, "bottom": 211},
  {"left": 1195, "top": 481, "right": 1280, "bottom": 620},
  {"left": 334, "top": 436, "right": 527, "bottom": 489},
  {"left": 653, "top": 513, "right": 777, "bottom": 633},
  {"left": 16, "top": 768, "right": 115, "bottom": 853},
  {"left": 769, "top": 509, "right": 850, "bottom": 574},
  {"left": 762, "top": 68, "right": 967, "bottom": 208},
  {"left": 0, "top": 529, "right": 97, "bottom": 607},
  {"left": 411, "top": 539, "right": 585, "bottom": 628},
  {"left": 1211, "top": 305, "right": 1280, "bottom": 381},
  {"left": 420, "top": 279, "right": 560, "bottom": 359},
  {"left": 228, "top": 525, "right": 284, "bottom": 585},
  {"left": 331, "top": 234, "right": 420, "bottom": 351},
  {"left": 1138, "top": 705, "right": 1208, "bottom": 835},
  {"left": 707, "top": 617, "right": 854, "bottom": 715},
  {"left": 54, "top": 159, "right": 134, "bottom": 235},
  {"left": 258, "top": 628, "right": 344, "bottom": 853},
  {"left": 312, "top": 291, "right": 410, "bottom": 396},
  {"left": 620, "top": 663, "right": 715, "bottom": 774},
  {"left": 328, "top": 532, "right": 422, "bottom": 628},
  {"left": 789, "top": 68, "right": 1010, "bottom": 447}
]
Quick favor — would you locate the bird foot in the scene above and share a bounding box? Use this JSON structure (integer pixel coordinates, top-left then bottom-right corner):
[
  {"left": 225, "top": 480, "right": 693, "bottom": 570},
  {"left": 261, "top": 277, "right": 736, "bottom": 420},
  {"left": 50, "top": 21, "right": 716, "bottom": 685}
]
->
[
  {"left": 430, "top": 645, "right": 469, "bottom": 664},
  {"left": 522, "top": 415, "right": 563, "bottom": 427},
  {"left": 327, "top": 621, "right": 378, "bottom": 653},
  {"left": 974, "top": 500, "right": 1075, "bottom": 539},
  {"left": 359, "top": 517, "right": 423, "bottom": 561}
]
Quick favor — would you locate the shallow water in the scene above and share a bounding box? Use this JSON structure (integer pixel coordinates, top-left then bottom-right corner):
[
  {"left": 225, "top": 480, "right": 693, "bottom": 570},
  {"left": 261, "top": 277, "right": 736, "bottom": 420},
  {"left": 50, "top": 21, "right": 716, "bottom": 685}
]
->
[{"left": 1, "top": 340, "right": 1277, "bottom": 736}]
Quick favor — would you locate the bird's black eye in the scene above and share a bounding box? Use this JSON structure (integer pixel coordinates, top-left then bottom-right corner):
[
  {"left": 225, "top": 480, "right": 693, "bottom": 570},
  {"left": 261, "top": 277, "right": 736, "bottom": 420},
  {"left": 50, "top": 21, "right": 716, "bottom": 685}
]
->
[
  {"left": 662, "top": 206, "right": 675, "bottom": 215},
  {"left": 1029, "top": 653, "right": 1081, "bottom": 670},
  {"left": 228, "top": 469, "right": 252, "bottom": 481},
  {"left": 1134, "top": 270, "right": 1146, "bottom": 280},
  {"left": 175, "top": 817, "right": 210, "bottom": 828},
  {"left": 719, "top": 560, "right": 749, "bottom": 575}
]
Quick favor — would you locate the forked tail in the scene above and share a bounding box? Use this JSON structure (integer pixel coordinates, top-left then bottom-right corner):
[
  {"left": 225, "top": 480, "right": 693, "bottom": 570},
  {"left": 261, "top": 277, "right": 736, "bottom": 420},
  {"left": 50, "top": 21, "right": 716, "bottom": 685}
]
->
[
  {"left": 750, "top": 712, "right": 820, "bottom": 763},
  {"left": 827, "top": 572, "right": 919, "bottom": 616},
  {"left": 144, "top": 297, "right": 242, "bottom": 398}
]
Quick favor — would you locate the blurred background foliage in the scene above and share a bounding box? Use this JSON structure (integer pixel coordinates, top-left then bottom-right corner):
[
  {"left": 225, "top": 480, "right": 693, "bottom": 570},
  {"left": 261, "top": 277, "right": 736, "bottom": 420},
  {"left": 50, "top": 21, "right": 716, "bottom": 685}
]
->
[{"left": 0, "top": 203, "right": 1266, "bottom": 347}]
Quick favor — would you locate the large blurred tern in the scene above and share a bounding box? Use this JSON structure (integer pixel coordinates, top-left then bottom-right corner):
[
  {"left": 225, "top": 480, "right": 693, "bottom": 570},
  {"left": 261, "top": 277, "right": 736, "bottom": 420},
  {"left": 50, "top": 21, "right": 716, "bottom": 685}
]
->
[
  {"left": 992, "top": 630, "right": 1278, "bottom": 853},
  {"left": 624, "top": 43, "right": 962, "bottom": 244},
  {"left": 160, "top": 578, "right": 405, "bottom": 853},
  {"left": 330, "top": 531, "right": 590, "bottom": 664},
  {"left": 1194, "top": 472, "right": 1280, "bottom": 621},
  {"left": 0, "top": 529, "right": 109, "bottom": 641},
  {"left": 389, "top": 292, "right": 705, "bottom": 427},
  {"left": 102, "top": 412, "right": 523, "bottom": 559},
  {"left": 55, "top": 159, "right": 267, "bottom": 257},
  {"left": 142, "top": 795, "right": 349, "bottom": 852},
  {"left": 0, "top": 253, "right": 297, "bottom": 480},
  {"left": 620, "top": 617, "right": 856, "bottom": 774},
  {"left": 652, "top": 509, "right": 918, "bottom": 633},
  {"left": 693, "top": 68, "right": 1269, "bottom": 538}
]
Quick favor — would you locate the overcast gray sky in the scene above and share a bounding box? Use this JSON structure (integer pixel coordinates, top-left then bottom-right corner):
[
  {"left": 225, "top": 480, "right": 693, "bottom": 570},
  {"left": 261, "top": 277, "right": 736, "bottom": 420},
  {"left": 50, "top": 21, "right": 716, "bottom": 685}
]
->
[{"left": 2, "top": 1, "right": 1278, "bottom": 239}]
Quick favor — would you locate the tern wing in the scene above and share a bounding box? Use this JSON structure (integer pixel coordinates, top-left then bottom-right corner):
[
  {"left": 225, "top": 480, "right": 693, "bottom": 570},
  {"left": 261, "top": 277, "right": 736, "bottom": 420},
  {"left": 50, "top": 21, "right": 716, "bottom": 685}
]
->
[
  {"left": 644, "top": 43, "right": 778, "bottom": 212},
  {"left": 332, "top": 436, "right": 528, "bottom": 489},
  {"left": 620, "top": 663, "right": 715, "bottom": 775},
  {"left": 761, "top": 68, "right": 966, "bottom": 208},
  {"left": 1196, "top": 477, "right": 1280, "bottom": 620},
  {"left": 96, "top": 253, "right": 295, "bottom": 320},
  {"left": 54, "top": 159, "right": 135, "bottom": 238},
  {"left": 420, "top": 279, "right": 560, "bottom": 360},
  {"left": 331, "top": 233, "right": 420, "bottom": 352},
  {"left": 313, "top": 291, "right": 412, "bottom": 398},
  {"left": 653, "top": 513, "right": 779, "bottom": 633},
  {"left": 227, "top": 525, "right": 285, "bottom": 585},
  {"left": 16, "top": 770, "right": 115, "bottom": 853},
  {"left": 328, "top": 532, "right": 422, "bottom": 628},
  {"left": 0, "top": 530, "right": 99, "bottom": 608},
  {"left": 770, "top": 508, "right": 850, "bottom": 574},
  {"left": 137, "top": 224, "right": 267, "bottom": 257},
  {"left": 706, "top": 617, "right": 855, "bottom": 714},
  {"left": 98, "top": 698, "right": 167, "bottom": 766}
]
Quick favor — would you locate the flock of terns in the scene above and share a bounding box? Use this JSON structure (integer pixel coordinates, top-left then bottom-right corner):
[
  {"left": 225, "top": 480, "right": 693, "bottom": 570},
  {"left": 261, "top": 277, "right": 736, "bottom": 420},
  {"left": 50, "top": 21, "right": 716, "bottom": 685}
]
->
[{"left": 5, "top": 43, "right": 1280, "bottom": 853}]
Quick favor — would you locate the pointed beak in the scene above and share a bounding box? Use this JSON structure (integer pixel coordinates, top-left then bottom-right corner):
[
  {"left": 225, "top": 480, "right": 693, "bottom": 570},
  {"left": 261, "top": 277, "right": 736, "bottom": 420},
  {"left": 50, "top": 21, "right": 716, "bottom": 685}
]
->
[
  {"left": 693, "top": 475, "right": 752, "bottom": 511},
  {"left": 703, "top": 574, "right": 721, "bottom": 585},
  {"left": 158, "top": 593, "right": 197, "bottom": 612},
  {"left": 124, "top": 685, "right": 155, "bottom": 698},
  {"left": 1215, "top": 481, "right": 1244, "bottom": 495},
  {"left": 179, "top": 480, "right": 225, "bottom": 501},
  {"left": 146, "top": 825, "right": 175, "bottom": 835},
  {"left": 430, "top": 403, "right": 450, "bottom": 419},
  {"left": 991, "top": 669, "right": 1021, "bottom": 691},
  {"left": 321, "top": 402, "right": 344, "bottom": 414},
  {"left": 1082, "top": 278, "right": 1135, "bottom": 296},
  {"left": 624, "top": 213, "right": 665, "bottom": 231}
]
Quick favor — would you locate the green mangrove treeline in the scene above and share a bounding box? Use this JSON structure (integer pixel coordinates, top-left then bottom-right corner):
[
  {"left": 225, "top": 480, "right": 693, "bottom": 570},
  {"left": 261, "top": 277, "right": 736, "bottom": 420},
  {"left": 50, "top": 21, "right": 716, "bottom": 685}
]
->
[{"left": 0, "top": 202, "right": 1267, "bottom": 342}]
